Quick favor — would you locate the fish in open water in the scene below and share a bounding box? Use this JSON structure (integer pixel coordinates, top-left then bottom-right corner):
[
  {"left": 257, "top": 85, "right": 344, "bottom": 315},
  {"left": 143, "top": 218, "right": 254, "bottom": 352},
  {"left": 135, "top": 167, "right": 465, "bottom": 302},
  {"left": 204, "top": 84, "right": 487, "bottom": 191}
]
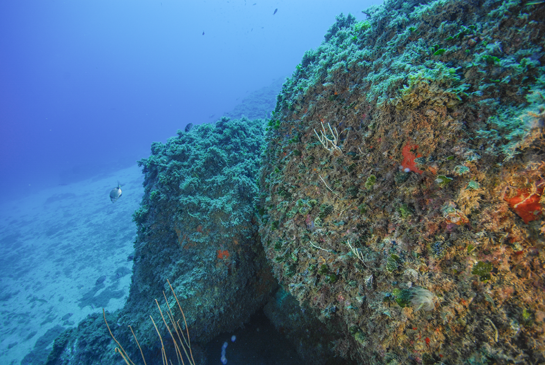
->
[{"left": 110, "top": 182, "right": 122, "bottom": 203}]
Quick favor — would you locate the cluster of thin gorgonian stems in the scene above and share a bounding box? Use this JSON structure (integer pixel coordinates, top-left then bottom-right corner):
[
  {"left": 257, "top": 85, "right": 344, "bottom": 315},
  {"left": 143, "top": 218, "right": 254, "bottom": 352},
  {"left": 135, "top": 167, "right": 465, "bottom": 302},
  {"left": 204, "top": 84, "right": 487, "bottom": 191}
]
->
[{"left": 103, "top": 280, "right": 195, "bottom": 365}]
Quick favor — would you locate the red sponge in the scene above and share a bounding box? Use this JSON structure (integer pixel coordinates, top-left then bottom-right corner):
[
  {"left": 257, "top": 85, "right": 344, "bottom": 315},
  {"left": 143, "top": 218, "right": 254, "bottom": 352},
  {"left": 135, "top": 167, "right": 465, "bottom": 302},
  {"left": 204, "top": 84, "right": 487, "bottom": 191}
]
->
[
  {"left": 505, "top": 186, "right": 543, "bottom": 224},
  {"left": 401, "top": 143, "right": 423, "bottom": 174}
]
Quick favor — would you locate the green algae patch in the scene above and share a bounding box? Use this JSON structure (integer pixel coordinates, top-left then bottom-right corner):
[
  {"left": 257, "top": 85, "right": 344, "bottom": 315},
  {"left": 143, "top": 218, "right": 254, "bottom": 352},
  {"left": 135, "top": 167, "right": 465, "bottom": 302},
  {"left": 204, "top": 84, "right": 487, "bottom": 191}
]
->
[
  {"left": 472, "top": 261, "right": 493, "bottom": 282},
  {"left": 365, "top": 175, "right": 377, "bottom": 190},
  {"left": 392, "top": 288, "right": 412, "bottom": 308},
  {"left": 386, "top": 254, "right": 402, "bottom": 273},
  {"left": 435, "top": 175, "right": 453, "bottom": 188}
]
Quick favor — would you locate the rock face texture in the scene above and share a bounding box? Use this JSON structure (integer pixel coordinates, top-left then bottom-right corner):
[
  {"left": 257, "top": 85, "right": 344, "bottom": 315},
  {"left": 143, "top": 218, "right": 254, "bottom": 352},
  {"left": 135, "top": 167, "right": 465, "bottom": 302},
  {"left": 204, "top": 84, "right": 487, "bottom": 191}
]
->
[
  {"left": 262, "top": 287, "right": 357, "bottom": 365},
  {"left": 258, "top": 0, "right": 545, "bottom": 363},
  {"left": 121, "top": 117, "right": 276, "bottom": 359},
  {"left": 46, "top": 117, "right": 276, "bottom": 364}
]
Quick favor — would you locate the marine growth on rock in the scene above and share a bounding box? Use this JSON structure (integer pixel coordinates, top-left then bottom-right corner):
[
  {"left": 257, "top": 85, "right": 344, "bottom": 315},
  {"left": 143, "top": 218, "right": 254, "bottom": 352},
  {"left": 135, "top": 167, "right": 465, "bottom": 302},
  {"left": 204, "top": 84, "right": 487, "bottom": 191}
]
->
[{"left": 259, "top": 0, "right": 545, "bottom": 363}]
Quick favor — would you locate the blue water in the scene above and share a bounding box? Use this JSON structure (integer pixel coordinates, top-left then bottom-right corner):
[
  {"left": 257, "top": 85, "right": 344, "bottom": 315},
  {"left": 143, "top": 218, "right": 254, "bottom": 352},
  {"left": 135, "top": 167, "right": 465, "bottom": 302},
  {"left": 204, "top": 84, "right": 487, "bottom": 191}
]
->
[{"left": 0, "top": 0, "right": 380, "bottom": 204}]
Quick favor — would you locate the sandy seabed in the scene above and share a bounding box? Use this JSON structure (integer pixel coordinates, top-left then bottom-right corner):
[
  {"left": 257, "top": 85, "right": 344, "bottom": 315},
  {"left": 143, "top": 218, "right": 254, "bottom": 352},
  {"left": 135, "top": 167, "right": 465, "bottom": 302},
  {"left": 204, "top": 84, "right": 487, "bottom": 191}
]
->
[{"left": 0, "top": 165, "right": 143, "bottom": 364}]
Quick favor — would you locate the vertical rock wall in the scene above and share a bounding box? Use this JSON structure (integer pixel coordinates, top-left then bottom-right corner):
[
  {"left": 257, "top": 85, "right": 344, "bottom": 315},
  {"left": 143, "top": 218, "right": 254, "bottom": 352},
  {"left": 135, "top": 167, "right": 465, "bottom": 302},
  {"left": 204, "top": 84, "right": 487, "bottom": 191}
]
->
[{"left": 259, "top": 0, "right": 545, "bottom": 363}]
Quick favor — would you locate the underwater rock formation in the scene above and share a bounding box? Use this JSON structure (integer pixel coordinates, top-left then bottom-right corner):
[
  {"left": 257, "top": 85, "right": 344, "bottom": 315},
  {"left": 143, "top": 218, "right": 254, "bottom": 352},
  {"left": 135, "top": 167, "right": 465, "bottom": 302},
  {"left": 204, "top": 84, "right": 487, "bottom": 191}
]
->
[
  {"left": 45, "top": 117, "right": 276, "bottom": 364},
  {"left": 126, "top": 116, "right": 275, "bottom": 346},
  {"left": 259, "top": 0, "right": 545, "bottom": 364},
  {"left": 225, "top": 78, "right": 285, "bottom": 120},
  {"left": 263, "top": 288, "right": 358, "bottom": 365}
]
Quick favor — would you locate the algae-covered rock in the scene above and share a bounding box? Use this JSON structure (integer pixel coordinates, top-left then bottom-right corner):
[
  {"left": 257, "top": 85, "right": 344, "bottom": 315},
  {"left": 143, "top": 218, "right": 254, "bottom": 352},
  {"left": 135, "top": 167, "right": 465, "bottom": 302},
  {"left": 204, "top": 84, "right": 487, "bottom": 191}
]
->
[
  {"left": 263, "top": 288, "right": 356, "bottom": 365},
  {"left": 259, "top": 0, "right": 545, "bottom": 363},
  {"left": 122, "top": 116, "right": 275, "bottom": 345},
  {"left": 46, "top": 117, "right": 276, "bottom": 364}
]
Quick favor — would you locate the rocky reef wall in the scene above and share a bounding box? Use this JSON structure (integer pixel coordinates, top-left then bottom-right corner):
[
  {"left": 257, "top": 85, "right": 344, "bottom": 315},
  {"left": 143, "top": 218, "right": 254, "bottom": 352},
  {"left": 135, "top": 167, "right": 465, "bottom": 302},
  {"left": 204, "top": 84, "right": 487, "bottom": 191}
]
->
[
  {"left": 258, "top": 0, "right": 545, "bottom": 363},
  {"left": 46, "top": 117, "right": 276, "bottom": 364},
  {"left": 120, "top": 117, "right": 276, "bottom": 359}
]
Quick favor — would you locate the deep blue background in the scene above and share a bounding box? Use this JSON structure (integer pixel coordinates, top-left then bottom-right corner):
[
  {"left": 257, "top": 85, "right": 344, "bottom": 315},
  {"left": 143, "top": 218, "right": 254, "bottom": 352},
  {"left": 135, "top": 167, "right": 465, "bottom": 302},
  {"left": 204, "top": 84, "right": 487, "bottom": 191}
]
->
[{"left": 0, "top": 0, "right": 380, "bottom": 203}]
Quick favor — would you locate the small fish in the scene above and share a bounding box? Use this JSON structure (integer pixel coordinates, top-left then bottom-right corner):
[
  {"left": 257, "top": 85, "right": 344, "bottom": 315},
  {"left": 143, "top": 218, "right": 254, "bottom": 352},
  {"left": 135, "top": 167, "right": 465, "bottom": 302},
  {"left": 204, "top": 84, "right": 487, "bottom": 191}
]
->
[
  {"left": 185, "top": 123, "right": 193, "bottom": 132},
  {"left": 109, "top": 181, "right": 122, "bottom": 203},
  {"left": 273, "top": 8, "right": 277, "bottom": 15},
  {"left": 526, "top": 0, "right": 544, "bottom": 5},
  {"left": 202, "top": 31, "right": 205, "bottom": 35}
]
